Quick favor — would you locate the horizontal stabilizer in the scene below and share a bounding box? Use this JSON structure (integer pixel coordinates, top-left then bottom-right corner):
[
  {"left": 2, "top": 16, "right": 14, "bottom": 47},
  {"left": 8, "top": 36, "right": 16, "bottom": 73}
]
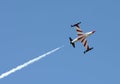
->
[{"left": 69, "top": 37, "right": 75, "bottom": 48}]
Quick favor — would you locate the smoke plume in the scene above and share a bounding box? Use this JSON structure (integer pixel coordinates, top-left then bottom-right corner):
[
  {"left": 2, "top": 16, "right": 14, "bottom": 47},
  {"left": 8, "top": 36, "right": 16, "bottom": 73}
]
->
[{"left": 0, "top": 46, "right": 63, "bottom": 79}]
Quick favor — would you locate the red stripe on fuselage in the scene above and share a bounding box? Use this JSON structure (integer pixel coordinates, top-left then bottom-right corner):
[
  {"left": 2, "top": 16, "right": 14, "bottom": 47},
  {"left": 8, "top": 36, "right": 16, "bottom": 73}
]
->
[
  {"left": 81, "top": 38, "right": 85, "bottom": 43},
  {"left": 77, "top": 37, "right": 83, "bottom": 41}
]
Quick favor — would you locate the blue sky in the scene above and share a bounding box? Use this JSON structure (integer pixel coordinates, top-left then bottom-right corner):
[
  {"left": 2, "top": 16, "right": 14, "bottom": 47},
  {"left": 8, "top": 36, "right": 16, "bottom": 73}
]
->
[{"left": 0, "top": 0, "right": 120, "bottom": 83}]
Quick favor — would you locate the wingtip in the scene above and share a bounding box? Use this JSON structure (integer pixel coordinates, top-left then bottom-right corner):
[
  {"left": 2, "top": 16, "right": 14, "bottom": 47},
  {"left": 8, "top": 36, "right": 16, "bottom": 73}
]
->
[
  {"left": 71, "top": 25, "right": 74, "bottom": 27},
  {"left": 83, "top": 47, "right": 94, "bottom": 54}
]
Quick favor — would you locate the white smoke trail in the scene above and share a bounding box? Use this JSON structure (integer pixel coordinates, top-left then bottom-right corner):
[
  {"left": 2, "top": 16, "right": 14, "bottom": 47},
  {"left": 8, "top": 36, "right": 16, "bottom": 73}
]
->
[{"left": 0, "top": 46, "right": 63, "bottom": 79}]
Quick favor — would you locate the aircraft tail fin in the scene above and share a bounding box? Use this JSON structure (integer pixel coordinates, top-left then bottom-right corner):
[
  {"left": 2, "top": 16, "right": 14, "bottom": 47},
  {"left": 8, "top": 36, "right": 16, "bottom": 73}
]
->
[{"left": 69, "top": 37, "right": 75, "bottom": 48}]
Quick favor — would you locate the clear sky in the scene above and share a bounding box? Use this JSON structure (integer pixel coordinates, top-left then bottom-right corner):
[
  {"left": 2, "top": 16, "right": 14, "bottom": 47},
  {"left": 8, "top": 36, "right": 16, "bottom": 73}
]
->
[{"left": 0, "top": 0, "right": 120, "bottom": 83}]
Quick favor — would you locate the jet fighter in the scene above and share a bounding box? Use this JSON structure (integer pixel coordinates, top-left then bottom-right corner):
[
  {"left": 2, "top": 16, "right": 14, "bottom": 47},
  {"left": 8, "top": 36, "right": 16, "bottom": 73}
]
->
[{"left": 69, "top": 22, "right": 95, "bottom": 54}]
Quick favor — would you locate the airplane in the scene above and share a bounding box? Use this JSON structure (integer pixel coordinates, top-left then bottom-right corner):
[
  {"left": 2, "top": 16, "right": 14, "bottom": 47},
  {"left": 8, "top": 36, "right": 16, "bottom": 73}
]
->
[{"left": 69, "top": 22, "right": 95, "bottom": 54}]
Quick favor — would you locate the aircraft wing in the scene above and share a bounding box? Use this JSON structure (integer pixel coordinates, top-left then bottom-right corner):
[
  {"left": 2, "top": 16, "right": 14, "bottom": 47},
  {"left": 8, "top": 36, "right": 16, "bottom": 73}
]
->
[
  {"left": 78, "top": 36, "right": 90, "bottom": 50},
  {"left": 74, "top": 25, "right": 84, "bottom": 37},
  {"left": 74, "top": 24, "right": 90, "bottom": 50}
]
